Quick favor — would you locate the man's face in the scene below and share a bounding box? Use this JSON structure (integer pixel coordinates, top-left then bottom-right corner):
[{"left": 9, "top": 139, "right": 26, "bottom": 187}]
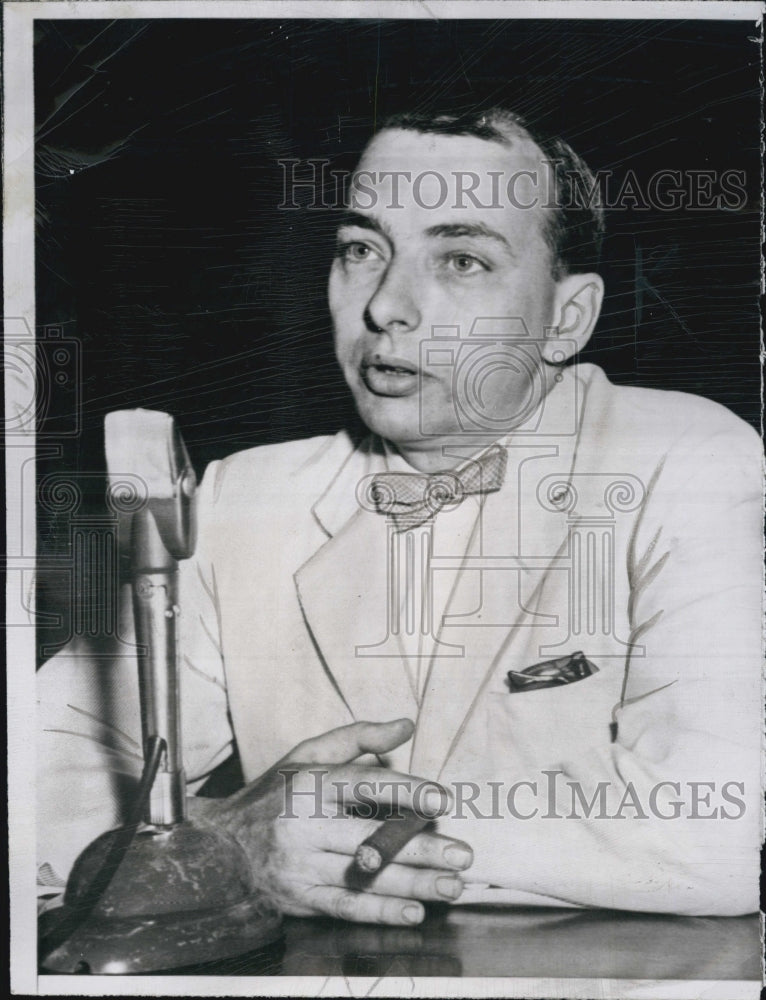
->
[{"left": 329, "top": 128, "right": 563, "bottom": 463}]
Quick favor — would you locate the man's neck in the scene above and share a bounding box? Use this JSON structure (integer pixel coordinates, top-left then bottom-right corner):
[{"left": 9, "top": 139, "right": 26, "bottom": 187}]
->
[
  {"left": 387, "top": 438, "right": 504, "bottom": 473},
  {"left": 386, "top": 372, "right": 566, "bottom": 471}
]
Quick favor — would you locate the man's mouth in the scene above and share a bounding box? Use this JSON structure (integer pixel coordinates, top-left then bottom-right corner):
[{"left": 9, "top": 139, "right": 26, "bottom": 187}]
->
[
  {"left": 360, "top": 355, "right": 422, "bottom": 397},
  {"left": 373, "top": 362, "right": 412, "bottom": 374}
]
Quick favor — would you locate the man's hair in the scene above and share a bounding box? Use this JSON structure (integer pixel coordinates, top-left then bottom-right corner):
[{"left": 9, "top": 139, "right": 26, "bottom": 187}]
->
[{"left": 379, "top": 107, "right": 605, "bottom": 279}]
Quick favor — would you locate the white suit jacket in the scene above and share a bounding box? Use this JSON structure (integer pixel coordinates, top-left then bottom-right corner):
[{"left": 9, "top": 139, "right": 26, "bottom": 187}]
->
[{"left": 38, "top": 364, "right": 763, "bottom": 914}]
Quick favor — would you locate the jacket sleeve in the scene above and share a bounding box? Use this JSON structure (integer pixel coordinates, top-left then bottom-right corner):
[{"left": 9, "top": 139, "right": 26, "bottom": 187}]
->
[
  {"left": 36, "top": 460, "right": 234, "bottom": 885},
  {"left": 443, "top": 416, "right": 763, "bottom": 915}
]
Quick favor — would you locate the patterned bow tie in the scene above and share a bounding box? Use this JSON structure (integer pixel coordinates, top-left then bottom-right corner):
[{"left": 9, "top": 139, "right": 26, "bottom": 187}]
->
[{"left": 369, "top": 445, "right": 508, "bottom": 530}]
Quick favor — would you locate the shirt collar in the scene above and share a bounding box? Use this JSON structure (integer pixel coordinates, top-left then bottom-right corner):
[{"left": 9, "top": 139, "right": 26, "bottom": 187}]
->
[{"left": 381, "top": 435, "right": 510, "bottom": 475}]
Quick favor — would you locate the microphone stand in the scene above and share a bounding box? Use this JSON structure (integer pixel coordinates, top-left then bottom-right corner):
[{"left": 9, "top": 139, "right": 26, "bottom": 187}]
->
[{"left": 40, "top": 411, "right": 282, "bottom": 974}]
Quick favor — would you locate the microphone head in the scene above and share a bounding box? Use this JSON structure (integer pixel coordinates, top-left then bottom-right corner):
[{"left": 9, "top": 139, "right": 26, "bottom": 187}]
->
[{"left": 104, "top": 409, "right": 196, "bottom": 560}]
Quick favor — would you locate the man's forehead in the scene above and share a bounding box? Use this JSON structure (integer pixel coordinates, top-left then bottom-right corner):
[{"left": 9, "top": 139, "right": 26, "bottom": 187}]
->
[
  {"left": 354, "top": 127, "right": 545, "bottom": 180},
  {"left": 345, "top": 127, "right": 553, "bottom": 238}
]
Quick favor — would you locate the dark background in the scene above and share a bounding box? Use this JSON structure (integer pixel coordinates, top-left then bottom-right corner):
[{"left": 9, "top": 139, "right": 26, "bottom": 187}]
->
[{"left": 34, "top": 17, "right": 762, "bottom": 656}]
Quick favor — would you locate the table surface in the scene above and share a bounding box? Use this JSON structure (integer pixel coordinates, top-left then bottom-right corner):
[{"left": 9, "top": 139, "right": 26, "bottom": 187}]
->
[
  {"left": 278, "top": 906, "right": 762, "bottom": 981},
  {"left": 76, "top": 905, "right": 756, "bottom": 980}
]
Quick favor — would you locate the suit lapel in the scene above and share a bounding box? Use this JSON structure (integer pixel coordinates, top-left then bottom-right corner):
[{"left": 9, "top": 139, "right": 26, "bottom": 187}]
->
[
  {"left": 295, "top": 439, "right": 419, "bottom": 733},
  {"left": 410, "top": 367, "right": 589, "bottom": 778},
  {"left": 295, "top": 363, "right": 598, "bottom": 779}
]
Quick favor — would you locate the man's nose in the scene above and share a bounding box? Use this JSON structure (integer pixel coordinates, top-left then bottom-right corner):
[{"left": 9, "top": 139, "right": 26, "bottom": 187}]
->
[{"left": 364, "top": 258, "right": 422, "bottom": 334}]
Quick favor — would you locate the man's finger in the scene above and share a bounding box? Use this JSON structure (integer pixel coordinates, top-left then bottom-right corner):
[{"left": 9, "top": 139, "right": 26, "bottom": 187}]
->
[
  {"left": 317, "top": 852, "right": 465, "bottom": 902},
  {"left": 280, "top": 761, "right": 451, "bottom": 817},
  {"left": 275, "top": 767, "right": 452, "bottom": 825},
  {"left": 377, "top": 830, "right": 474, "bottom": 872},
  {"left": 280, "top": 718, "right": 415, "bottom": 766},
  {"left": 301, "top": 816, "right": 473, "bottom": 871},
  {"left": 301, "top": 884, "right": 425, "bottom": 926}
]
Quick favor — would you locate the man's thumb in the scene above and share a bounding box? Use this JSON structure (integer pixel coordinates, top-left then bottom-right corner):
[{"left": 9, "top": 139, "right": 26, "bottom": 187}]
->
[{"left": 281, "top": 718, "right": 415, "bottom": 765}]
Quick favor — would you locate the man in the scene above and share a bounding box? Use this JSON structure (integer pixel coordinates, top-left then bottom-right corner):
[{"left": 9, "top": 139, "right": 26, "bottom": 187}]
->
[{"left": 38, "top": 107, "right": 762, "bottom": 924}]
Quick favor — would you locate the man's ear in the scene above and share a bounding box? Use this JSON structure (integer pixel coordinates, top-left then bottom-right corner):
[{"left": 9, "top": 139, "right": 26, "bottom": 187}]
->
[{"left": 543, "top": 273, "right": 604, "bottom": 363}]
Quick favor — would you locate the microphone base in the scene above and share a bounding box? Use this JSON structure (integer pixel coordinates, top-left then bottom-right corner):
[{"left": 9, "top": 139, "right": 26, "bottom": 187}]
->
[{"left": 40, "top": 820, "right": 283, "bottom": 975}]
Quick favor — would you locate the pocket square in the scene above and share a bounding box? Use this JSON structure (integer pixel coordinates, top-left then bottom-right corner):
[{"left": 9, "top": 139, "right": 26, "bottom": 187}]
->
[{"left": 506, "top": 651, "right": 598, "bottom": 693}]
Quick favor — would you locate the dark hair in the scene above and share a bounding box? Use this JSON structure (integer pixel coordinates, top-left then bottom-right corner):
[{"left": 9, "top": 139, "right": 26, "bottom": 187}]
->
[{"left": 379, "top": 107, "right": 605, "bottom": 279}]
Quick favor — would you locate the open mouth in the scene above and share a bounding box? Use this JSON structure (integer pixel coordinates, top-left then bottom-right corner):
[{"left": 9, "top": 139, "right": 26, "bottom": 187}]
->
[
  {"left": 369, "top": 362, "right": 415, "bottom": 375},
  {"left": 362, "top": 354, "right": 418, "bottom": 375},
  {"left": 360, "top": 356, "right": 421, "bottom": 396}
]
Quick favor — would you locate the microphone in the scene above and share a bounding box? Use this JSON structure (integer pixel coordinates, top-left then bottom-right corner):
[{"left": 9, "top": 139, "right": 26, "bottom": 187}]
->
[
  {"left": 40, "top": 410, "right": 282, "bottom": 974},
  {"left": 105, "top": 409, "right": 196, "bottom": 826}
]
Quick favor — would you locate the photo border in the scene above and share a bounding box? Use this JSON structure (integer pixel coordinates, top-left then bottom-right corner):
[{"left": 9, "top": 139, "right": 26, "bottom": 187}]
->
[{"left": 6, "top": 2, "right": 764, "bottom": 996}]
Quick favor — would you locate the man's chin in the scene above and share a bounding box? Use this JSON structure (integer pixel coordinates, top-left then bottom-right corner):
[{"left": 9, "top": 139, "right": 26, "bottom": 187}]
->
[
  {"left": 352, "top": 406, "right": 475, "bottom": 460},
  {"left": 352, "top": 395, "right": 422, "bottom": 441},
  {"left": 350, "top": 389, "right": 501, "bottom": 459},
  {"left": 359, "top": 417, "right": 431, "bottom": 451}
]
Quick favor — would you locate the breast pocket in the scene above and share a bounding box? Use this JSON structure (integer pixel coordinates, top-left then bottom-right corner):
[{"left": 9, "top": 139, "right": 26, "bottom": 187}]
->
[{"left": 486, "top": 663, "right": 620, "bottom": 776}]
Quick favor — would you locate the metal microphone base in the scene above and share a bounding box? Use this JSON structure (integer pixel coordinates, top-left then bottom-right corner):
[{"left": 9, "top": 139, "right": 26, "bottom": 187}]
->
[{"left": 40, "top": 821, "right": 282, "bottom": 974}]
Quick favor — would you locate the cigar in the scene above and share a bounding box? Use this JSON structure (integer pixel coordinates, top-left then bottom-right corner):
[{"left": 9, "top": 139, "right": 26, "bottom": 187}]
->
[{"left": 353, "top": 812, "right": 430, "bottom": 874}]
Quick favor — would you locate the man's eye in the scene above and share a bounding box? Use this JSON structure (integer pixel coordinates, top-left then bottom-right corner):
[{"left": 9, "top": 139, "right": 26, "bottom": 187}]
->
[
  {"left": 337, "top": 241, "right": 378, "bottom": 264},
  {"left": 445, "top": 253, "right": 488, "bottom": 275}
]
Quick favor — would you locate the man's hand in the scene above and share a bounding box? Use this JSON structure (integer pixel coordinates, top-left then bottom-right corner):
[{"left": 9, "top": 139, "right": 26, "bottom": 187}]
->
[{"left": 190, "top": 719, "right": 473, "bottom": 925}]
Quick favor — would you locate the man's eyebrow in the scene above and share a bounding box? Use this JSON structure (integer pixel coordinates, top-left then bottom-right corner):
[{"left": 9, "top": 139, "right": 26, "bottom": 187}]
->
[
  {"left": 334, "top": 209, "right": 391, "bottom": 240},
  {"left": 424, "top": 222, "right": 516, "bottom": 255},
  {"left": 334, "top": 214, "right": 517, "bottom": 257}
]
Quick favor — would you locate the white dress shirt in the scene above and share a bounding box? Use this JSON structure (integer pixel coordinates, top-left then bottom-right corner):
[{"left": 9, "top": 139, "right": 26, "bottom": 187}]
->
[{"left": 382, "top": 441, "right": 500, "bottom": 703}]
